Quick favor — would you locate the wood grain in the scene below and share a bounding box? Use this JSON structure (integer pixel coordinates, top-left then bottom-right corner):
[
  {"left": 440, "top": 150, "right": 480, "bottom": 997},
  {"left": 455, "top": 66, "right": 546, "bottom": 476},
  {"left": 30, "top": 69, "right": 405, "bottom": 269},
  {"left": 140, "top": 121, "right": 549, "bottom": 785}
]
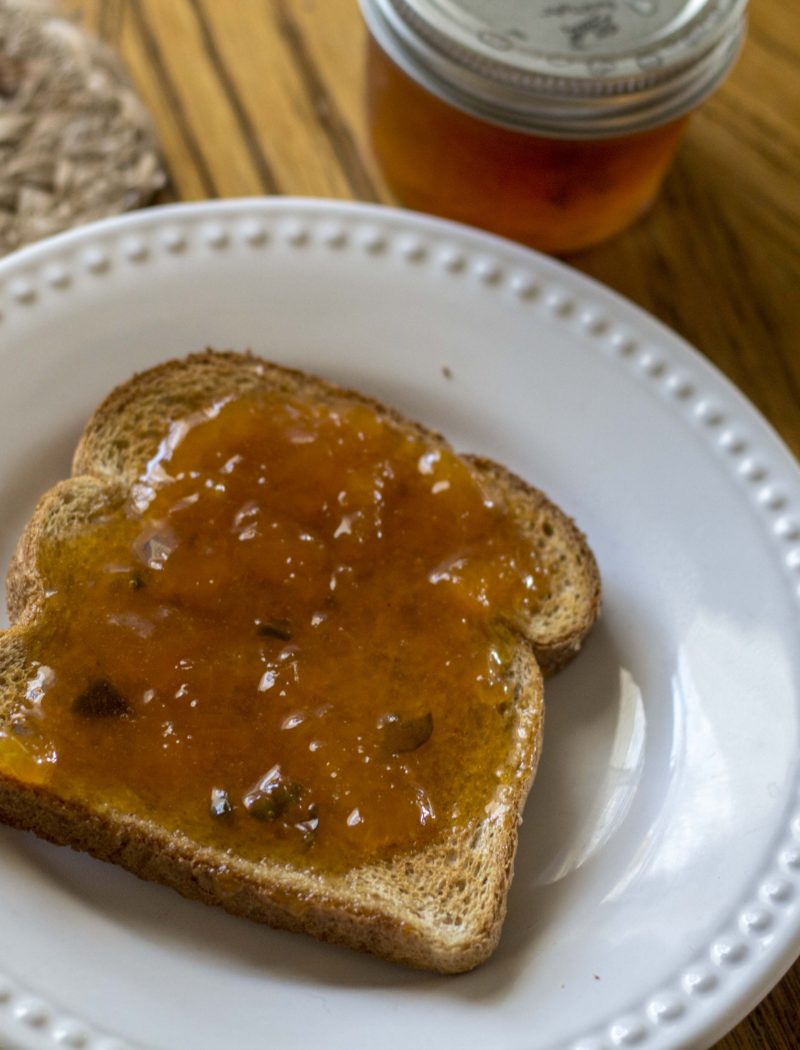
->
[{"left": 50, "top": 2, "right": 800, "bottom": 1046}]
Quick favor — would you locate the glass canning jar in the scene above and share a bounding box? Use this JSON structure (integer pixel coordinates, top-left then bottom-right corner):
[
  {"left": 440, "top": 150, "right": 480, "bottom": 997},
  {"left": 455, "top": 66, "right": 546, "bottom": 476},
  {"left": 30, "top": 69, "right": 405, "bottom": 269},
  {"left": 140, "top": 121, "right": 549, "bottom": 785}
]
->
[{"left": 359, "top": 0, "right": 747, "bottom": 254}]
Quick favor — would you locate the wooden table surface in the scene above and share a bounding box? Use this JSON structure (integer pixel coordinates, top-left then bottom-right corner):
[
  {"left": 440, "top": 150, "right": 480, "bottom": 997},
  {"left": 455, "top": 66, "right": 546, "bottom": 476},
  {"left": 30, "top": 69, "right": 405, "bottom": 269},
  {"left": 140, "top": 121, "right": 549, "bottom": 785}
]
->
[{"left": 61, "top": 2, "right": 800, "bottom": 1047}]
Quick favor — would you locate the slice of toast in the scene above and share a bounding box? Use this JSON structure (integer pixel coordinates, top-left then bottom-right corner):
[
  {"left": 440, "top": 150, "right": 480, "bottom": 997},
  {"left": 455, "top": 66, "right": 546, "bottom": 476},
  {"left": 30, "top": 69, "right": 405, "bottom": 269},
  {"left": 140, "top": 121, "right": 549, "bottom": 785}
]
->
[{"left": 0, "top": 351, "right": 600, "bottom": 972}]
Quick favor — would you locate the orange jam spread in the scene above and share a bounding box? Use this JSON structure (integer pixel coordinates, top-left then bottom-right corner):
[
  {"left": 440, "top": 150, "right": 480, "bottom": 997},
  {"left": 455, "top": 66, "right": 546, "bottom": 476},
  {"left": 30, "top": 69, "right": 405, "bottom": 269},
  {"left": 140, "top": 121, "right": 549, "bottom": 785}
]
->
[{"left": 4, "top": 391, "right": 548, "bottom": 870}]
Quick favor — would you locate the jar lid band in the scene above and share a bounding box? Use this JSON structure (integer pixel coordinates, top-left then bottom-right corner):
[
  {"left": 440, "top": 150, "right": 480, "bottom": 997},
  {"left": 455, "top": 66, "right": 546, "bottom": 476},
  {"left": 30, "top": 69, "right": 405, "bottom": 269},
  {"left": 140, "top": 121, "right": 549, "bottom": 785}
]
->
[{"left": 361, "top": 0, "right": 747, "bottom": 137}]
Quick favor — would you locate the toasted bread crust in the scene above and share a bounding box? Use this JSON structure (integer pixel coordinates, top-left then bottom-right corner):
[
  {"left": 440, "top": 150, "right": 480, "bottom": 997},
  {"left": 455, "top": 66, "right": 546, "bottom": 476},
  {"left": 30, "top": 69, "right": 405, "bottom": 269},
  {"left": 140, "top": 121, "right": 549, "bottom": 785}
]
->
[
  {"left": 0, "top": 351, "right": 598, "bottom": 971},
  {"left": 465, "top": 457, "right": 601, "bottom": 676}
]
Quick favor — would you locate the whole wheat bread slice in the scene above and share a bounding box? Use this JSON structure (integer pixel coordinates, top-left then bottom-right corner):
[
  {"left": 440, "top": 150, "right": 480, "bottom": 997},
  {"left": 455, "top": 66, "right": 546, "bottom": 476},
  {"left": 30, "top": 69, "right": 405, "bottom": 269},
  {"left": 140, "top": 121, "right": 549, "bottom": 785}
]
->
[{"left": 0, "top": 351, "right": 600, "bottom": 972}]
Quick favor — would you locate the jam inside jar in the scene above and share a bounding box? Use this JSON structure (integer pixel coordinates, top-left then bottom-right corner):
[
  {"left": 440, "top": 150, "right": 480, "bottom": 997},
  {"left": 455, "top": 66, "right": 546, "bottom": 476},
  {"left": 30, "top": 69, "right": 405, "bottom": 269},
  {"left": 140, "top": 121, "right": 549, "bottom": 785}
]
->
[{"left": 366, "top": 37, "right": 689, "bottom": 256}]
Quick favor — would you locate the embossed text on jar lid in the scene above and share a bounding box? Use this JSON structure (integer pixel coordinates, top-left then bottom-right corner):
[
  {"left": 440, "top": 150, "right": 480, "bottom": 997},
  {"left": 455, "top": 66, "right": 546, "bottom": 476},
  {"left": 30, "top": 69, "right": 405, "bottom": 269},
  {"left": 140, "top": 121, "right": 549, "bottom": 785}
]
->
[{"left": 360, "top": 0, "right": 748, "bottom": 136}]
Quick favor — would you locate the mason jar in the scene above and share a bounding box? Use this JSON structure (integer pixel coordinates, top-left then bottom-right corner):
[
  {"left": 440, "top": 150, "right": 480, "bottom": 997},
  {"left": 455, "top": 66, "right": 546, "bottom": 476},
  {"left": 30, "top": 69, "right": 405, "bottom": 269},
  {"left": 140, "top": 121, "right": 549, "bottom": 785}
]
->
[{"left": 359, "top": 0, "right": 747, "bottom": 254}]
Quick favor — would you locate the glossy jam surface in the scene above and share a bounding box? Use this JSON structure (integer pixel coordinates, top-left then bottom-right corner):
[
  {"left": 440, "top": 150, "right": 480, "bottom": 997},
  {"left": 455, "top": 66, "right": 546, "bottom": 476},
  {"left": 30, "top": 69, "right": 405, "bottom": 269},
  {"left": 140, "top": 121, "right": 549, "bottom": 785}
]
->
[
  {"left": 3, "top": 391, "right": 547, "bottom": 869},
  {"left": 366, "top": 39, "right": 689, "bottom": 255}
]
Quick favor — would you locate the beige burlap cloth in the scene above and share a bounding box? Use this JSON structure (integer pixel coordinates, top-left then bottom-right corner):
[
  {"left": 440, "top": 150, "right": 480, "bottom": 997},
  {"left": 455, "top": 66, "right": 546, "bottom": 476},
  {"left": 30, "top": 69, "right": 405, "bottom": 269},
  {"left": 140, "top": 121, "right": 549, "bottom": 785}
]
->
[{"left": 0, "top": 0, "right": 165, "bottom": 255}]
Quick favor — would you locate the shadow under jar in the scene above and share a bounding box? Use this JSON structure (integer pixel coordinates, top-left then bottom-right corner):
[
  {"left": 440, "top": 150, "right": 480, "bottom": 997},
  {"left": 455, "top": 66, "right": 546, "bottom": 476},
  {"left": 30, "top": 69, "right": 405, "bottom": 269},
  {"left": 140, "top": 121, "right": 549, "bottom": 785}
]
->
[{"left": 360, "top": 0, "right": 747, "bottom": 255}]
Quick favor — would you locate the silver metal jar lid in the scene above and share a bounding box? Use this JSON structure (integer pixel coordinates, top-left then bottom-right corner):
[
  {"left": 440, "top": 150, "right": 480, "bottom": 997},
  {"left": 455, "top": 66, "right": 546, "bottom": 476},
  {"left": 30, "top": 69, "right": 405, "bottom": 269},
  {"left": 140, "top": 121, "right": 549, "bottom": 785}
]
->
[{"left": 360, "top": 0, "right": 747, "bottom": 138}]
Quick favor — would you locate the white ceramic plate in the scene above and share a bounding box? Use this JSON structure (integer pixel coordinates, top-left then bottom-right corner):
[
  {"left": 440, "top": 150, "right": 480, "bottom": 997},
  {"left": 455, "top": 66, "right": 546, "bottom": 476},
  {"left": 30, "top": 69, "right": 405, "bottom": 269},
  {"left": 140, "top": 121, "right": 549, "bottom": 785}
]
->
[{"left": 0, "top": 199, "right": 797, "bottom": 1050}]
